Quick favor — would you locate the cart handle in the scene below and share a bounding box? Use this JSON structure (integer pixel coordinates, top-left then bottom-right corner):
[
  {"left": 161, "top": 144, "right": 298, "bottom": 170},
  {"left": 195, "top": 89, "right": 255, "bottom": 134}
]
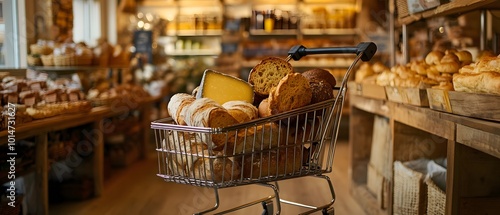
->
[{"left": 286, "top": 42, "right": 377, "bottom": 62}]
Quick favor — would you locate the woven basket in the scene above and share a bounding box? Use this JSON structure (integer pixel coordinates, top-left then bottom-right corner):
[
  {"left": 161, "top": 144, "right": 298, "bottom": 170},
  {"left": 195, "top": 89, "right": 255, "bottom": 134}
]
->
[
  {"left": 27, "top": 55, "right": 42, "bottom": 66},
  {"left": 393, "top": 161, "right": 427, "bottom": 215},
  {"left": 30, "top": 44, "right": 53, "bottom": 55},
  {"left": 426, "top": 176, "right": 446, "bottom": 215},
  {"left": 54, "top": 54, "right": 76, "bottom": 66},
  {"left": 41, "top": 55, "right": 54, "bottom": 66},
  {"left": 396, "top": 0, "right": 410, "bottom": 18}
]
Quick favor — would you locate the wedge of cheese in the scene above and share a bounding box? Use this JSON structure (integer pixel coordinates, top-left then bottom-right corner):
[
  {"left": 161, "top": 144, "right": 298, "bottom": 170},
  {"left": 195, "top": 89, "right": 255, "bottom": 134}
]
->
[{"left": 196, "top": 69, "right": 254, "bottom": 105}]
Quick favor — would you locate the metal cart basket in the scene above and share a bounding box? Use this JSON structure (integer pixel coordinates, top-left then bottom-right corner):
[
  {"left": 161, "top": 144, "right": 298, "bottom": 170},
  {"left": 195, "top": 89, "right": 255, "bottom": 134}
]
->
[{"left": 151, "top": 42, "right": 377, "bottom": 214}]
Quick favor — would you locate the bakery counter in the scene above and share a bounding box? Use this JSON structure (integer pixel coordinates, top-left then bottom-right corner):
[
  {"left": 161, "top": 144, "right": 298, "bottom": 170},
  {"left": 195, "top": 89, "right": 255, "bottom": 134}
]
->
[{"left": 349, "top": 93, "right": 500, "bottom": 215}]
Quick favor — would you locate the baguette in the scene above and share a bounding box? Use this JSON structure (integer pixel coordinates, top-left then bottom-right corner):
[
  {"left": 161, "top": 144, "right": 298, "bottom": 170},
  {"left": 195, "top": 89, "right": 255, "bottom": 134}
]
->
[
  {"left": 222, "top": 100, "right": 258, "bottom": 124},
  {"left": 184, "top": 98, "right": 239, "bottom": 148},
  {"left": 167, "top": 93, "right": 196, "bottom": 125}
]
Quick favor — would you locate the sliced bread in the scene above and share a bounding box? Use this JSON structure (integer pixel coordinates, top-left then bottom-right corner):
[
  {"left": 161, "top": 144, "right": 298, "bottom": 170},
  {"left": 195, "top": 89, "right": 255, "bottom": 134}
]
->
[
  {"left": 268, "top": 73, "right": 312, "bottom": 115},
  {"left": 248, "top": 57, "right": 294, "bottom": 97}
]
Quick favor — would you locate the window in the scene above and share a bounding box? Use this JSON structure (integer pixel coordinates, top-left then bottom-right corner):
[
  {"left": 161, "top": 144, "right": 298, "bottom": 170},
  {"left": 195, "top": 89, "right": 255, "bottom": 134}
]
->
[
  {"left": 1, "top": 0, "right": 27, "bottom": 68},
  {"left": 73, "top": 0, "right": 101, "bottom": 46}
]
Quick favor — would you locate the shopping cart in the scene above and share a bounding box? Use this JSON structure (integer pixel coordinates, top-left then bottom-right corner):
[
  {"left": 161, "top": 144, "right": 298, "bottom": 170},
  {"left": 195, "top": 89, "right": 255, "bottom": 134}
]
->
[{"left": 151, "top": 42, "right": 377, "bottom": 215}]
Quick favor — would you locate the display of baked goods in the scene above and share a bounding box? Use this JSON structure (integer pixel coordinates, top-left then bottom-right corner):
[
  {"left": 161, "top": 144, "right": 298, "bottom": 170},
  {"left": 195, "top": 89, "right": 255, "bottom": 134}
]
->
[
  {"left": 87, "top": 82, "right": 150, "bottom": 107},
  {"left": 164, "top": 57, "right": 338, "bottom": 181},
  {"left": 453, "top": 54, "right": 500, "bottom": 95}
]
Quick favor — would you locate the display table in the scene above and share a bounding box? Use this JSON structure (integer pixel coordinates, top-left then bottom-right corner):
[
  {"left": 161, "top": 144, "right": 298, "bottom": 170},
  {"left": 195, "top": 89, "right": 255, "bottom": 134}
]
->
[{"left": 349, "top": 93, "right": 500, "bottom": 215}]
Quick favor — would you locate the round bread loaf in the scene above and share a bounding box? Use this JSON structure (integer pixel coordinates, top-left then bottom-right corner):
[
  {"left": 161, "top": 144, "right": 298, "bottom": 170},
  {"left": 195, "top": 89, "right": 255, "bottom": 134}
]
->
[
  {"left": 301, "top": 68, "right": 337, "bottom": 87},
  {"left": 222, "top": 100, "right": 258, "bottom": 124},
  {"left": 309, "top": 80, "right": 334, "bottom": 104},
  {"left": 455, "top": 50, "right": 473, "bottom": 65},
  {"left": 268, "top": 73, "right": 312, "bottom": 115},
  {"left": 248, "top": 57, "right": 294, "bottom": 96}
]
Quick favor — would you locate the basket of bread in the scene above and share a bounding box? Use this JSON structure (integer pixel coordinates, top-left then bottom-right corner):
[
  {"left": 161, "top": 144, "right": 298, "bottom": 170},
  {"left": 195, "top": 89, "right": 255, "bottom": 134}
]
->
[{"left": 152, "top": 42, "right": 377, "bottom": 188}]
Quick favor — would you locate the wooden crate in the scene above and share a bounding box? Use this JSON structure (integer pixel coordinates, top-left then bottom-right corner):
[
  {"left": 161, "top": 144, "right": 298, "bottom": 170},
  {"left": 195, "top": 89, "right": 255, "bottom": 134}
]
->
[
  {"left": 348, "top": 81, "right": 362, "bottom": 96},
  {"left": 448, "top": 91, "right": 500, "bottom": 122},
  {"left": 367, "top": 163, "right": 390, "bottom": 210},
  {"left": 362, "top": 83, "right": 387, "bottom": 100},
  {"left": 386, "top": 87, "right": 429, "bottom": 107},
  {"left": 427, "top": 88, "right": 452, "bottom": 113}
]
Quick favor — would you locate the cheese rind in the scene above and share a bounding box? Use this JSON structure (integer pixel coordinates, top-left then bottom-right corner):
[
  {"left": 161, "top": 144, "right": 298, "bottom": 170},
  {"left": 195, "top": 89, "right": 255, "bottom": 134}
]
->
[{"left": 196, "top": 69, "right": 254, "bottom": 104}]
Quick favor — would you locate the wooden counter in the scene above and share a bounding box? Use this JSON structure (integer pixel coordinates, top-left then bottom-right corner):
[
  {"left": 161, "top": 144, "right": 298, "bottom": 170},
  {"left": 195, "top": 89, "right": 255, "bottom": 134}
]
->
[{"left": 349, "top": 93, "right": 500, "bottom": 215}]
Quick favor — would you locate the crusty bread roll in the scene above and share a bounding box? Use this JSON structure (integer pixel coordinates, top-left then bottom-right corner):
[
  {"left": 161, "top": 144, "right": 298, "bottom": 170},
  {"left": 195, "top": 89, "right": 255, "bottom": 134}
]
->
[
  {"left": 248, "top": 57, "right": 294, "bottom": 97},
  {"left": 258, "top": 98, "right": 271, "bottom": 118},
  {"left": 453, "top": 71, "right": 500, "bottom": 95},
  {"left": 222, "top": 100, "right": 258, "bottom": 124},
  {"left": 225, "top": 122, "right": 285, "bottom": 155},
  {"left": 268, "top": 73, "right": 312, "bottom": 115},
  {"left": 167, "top": 93, "right": 196, "bottom": 125},
  {"left": 308, "top": 80, "right": 334, "bottom": 104},
  {"left": 302, "top": 68, "right": 337, "bottom": 87},
  {"left": 164, "top": 132, "right": 241, "bottom": 182},
  {"left": 242, "top": 147, "right": 303, "bottom": 179},
  {"left": 425, "top": 51, "right": 445, "bottom": 65},
  {"left": 431, "top": 82, "right": 454, "bottom": 91},
  {"left": 184, "top": 98, "right": 239, "bottom": 148},
  {"left": 455, "top": 50, "right": 473, "bottom": 66}
]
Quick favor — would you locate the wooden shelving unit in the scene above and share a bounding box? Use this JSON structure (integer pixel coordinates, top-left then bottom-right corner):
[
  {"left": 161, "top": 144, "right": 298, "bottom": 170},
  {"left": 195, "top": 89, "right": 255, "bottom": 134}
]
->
[{"left": 349, "top": 93, "right": 500, "bottom": 215}]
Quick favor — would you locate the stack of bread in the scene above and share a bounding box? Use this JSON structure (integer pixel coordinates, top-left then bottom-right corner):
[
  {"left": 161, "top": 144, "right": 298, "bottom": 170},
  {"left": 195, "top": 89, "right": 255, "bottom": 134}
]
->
[
  {"left": 87, "top": 82, "right": 150, "bottom": 107},
  {"left": 0, "top": 76, "right": 91, "bottom": 123},
  {"left": 164, "top": 57, "right": 337, "bottom": 181},
  {"left": 453, "top": 53, "right": 500, "bottom": 95}
]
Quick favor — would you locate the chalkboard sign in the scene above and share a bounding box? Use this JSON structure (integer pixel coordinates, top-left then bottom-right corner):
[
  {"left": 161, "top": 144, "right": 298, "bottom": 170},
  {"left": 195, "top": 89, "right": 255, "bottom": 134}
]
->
[{"left": 133, "top": 30, "right": 153, "bottom": 63}]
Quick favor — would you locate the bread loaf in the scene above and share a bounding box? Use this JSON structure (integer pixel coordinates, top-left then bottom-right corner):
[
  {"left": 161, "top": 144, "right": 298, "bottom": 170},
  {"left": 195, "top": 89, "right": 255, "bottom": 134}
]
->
[
  {"left": 242, "top": 147, "right": 303, "bottom": 179},
  {"left": 248, "top": 57, "right": 294, "bottom": 97},
  {"left": 164, "top": 132, "right": 241, "bottom": 182},
  {"left": 222, "top": 100, "right": 258, "bottom": 124},
  {"left": 167, "top": 93, "right": 196, "bottom": 125},
  {"left": 268, "top": 73, "right": 312, "bottom": 115},
  {"left": 308, "top": 81, "right": 334, "bottom": 104},
  {"left": 184, "top": 98, "right": 239, "bottom": 148},
  {"left": 225, "top": 122, "right": 285, "bottom": 155},
  {"left": 302, "top": 68, "right": 337, "bottom": 88},
  {"left": 453, "top": 71, "right": 500, "bottom": 95}
]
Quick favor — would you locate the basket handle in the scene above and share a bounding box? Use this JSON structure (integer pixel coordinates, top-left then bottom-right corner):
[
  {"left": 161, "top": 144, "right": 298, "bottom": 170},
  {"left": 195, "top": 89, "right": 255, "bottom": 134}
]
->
[{"left": 286, "top": 42, "right": 377, "bottom": 62}]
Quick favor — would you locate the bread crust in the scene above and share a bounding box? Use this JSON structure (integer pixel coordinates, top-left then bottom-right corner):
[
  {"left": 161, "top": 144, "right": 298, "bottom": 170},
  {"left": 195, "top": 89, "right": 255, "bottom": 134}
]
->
[
  {"left": 242, "top": 147, "right": 303, "bottom": 179},
  {"left": 167, "top": 93, "right": 196, "bottom": 125},
  {"left": 309, "top": 80, "right": 334, "bottom": 104},
  {"left": 248, "top": 57, "right": 294, "bottom": 96},
  {"left": 222, "top": 100, "right": 258, "bottom": 123},
  {"left": 453, "top": 71, "right": 500, "bottom": 95},
  {"left": 302, "top": 68, "right": 337, "bottom": 87},
  {"left": 268, "top": 73, "right": 312, "bottom": 115}
]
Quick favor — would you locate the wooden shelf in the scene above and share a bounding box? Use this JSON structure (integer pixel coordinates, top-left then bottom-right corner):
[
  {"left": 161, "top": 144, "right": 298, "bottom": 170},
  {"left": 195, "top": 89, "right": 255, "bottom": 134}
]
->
[
  {"left": 398, "top": 0, "right": 500, "bottom": 25},
  {"left": 349, "top": 94, "right": 500, "bottom": 215},
  {"left": 163, "top": 29, "right": 223, "bottom": 37}
]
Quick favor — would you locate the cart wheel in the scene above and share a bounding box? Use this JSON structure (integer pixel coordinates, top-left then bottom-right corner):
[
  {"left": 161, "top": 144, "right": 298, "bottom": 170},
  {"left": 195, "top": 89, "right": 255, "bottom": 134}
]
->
[
  {"left": 322, "top": 207, "right": 334, "bottom": 215},
  {"left": 261, "top": 200, "right": 273, "bottom": 215}
]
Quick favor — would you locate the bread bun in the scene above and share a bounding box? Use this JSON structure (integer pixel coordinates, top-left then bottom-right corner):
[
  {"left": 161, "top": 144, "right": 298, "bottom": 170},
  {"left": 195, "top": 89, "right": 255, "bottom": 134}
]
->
[
  {"left": 167, "top": 93, "right": 196, "bottom": 125},
  {"left": 434, "top": 62, "right": 460, "bottom": 73},
  {"left": 258, "top": 98, "right": 271, "bottom": 118},
  {"left": 302, "top": 68, "right": 337, "bottom": 87},
  {"left": 248, "top": 57, "right": 294, "bottom": 96},
  {"left": 455, "top": 50, "right": 473, "bottom": 65},
  {"left": 425, "top": 51, "right": 445, "bottom": 65},
  {"left": 431, "top": 82, "right": 454, "bottom": 91},
  {"left": 268, "top": 73, "right": 312, "bottom": 115},
  {"left": 222, "top": 100, "right": 258, "bottom": 124},
  {"left": 309, "top": 80, "right": 334, "bottom": 104}
]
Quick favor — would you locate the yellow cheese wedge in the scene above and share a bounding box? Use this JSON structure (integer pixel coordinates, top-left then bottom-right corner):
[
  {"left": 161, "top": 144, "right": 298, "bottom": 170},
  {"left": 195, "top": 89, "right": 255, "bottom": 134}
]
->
[{"left": 196, "top": 69, "right": 254, "bottom": 105}]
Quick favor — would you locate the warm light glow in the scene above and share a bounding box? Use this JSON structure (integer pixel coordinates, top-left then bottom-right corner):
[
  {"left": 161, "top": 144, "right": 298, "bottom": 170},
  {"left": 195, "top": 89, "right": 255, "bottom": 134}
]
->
[
  {"left": 138, "top": 21, "right": 145, "bottom": 28},
  {"left": 144, "top": 23, "right": 152, "bottom": 30},
  {"left": 439, "top": 27, "right": 444, "bottom": 33}
]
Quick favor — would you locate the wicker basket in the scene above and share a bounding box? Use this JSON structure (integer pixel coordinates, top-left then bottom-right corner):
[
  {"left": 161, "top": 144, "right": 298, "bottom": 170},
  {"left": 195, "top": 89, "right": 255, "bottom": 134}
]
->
[
  {"left": 27, "top": 55, "right": 42, "bottom": 66},
  {"left": 426, "top": 174, "right": 446, "bottom": 215},
  {"left": 54, "top": 54, "right": 76, "bottom": 66},
  {"left": 30, "top": 44, "right": 53, "bottom": 55},
  {"left": 41, "top": 54, "right": 54, "bottom": 66},
  {"left": 393, "top": 160, "right": 427, "bottom": 215}
]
